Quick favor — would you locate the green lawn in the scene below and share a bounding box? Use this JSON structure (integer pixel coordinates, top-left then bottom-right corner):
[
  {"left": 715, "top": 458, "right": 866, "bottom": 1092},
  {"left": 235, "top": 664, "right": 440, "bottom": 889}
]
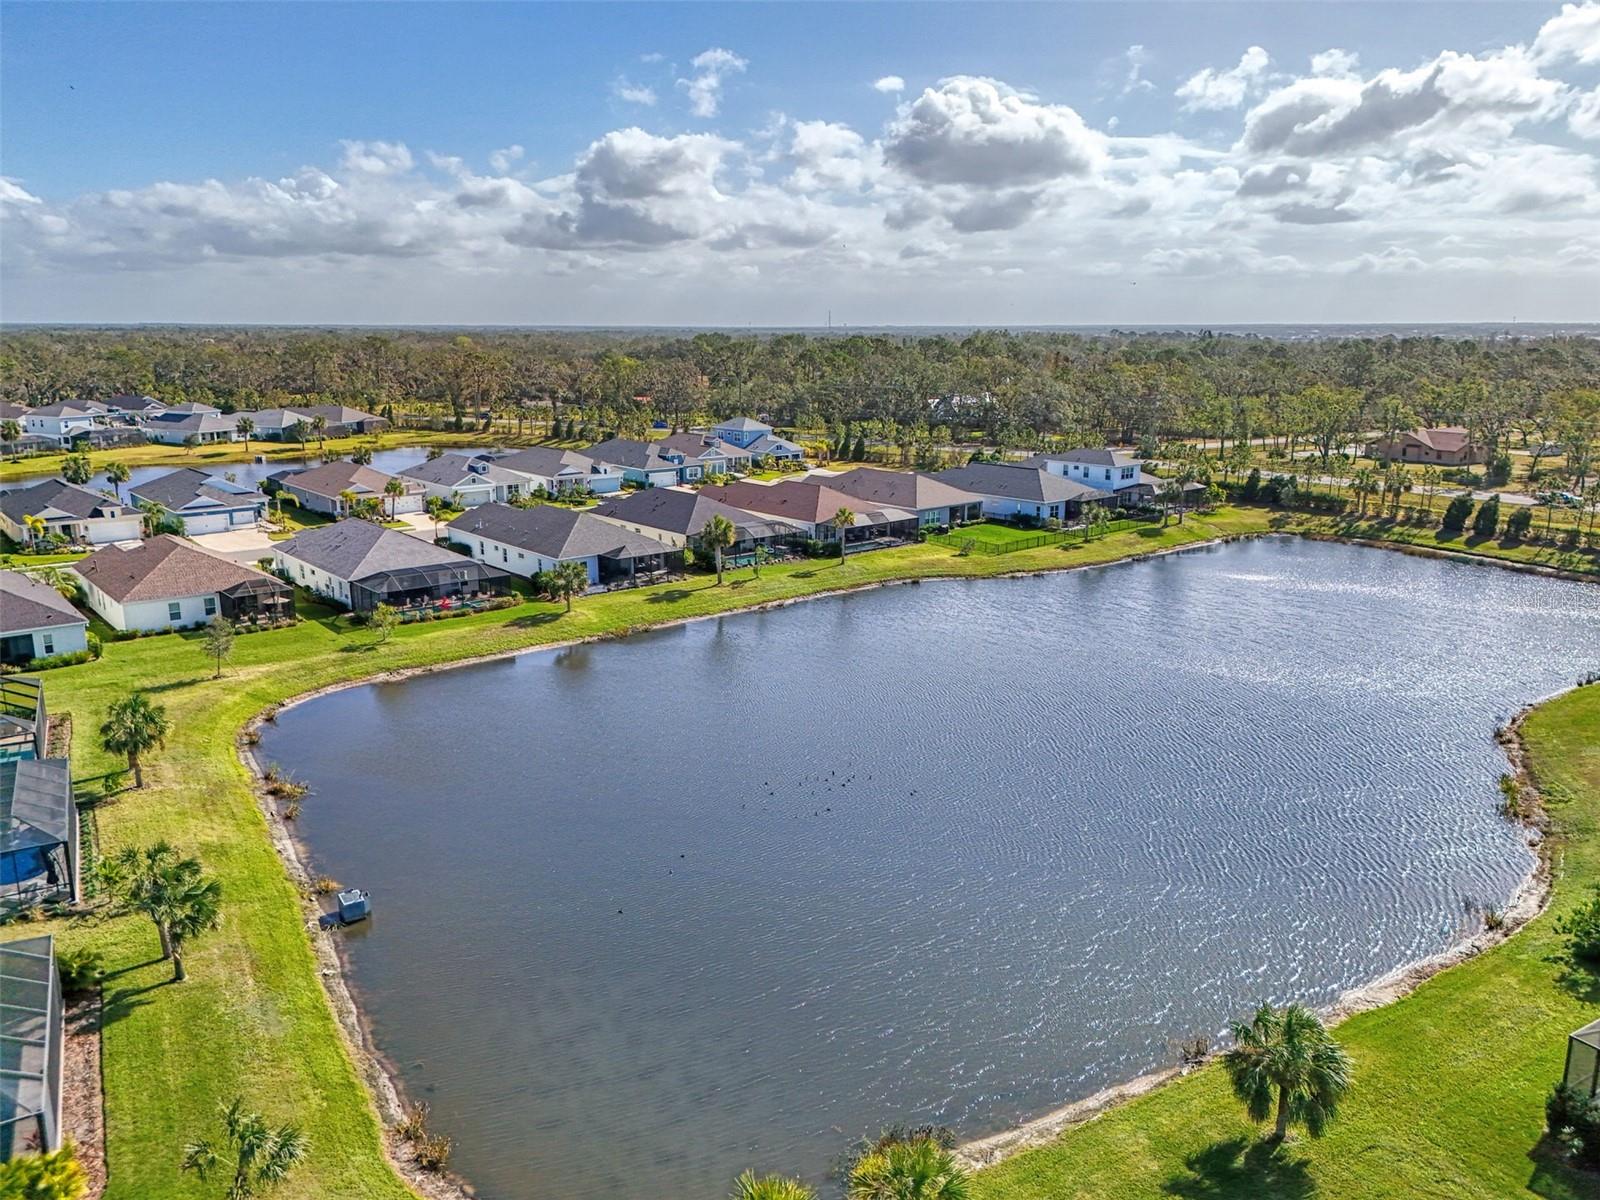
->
[
  {"left": 971, "top": 684, "right": 1600, "bottom": 1200},
  {"left": 948, "top": 522, "right": 1071, "bottom": 548},
  {"left": 11, "top": 503, "right": 1597, "bottom": 1199}
]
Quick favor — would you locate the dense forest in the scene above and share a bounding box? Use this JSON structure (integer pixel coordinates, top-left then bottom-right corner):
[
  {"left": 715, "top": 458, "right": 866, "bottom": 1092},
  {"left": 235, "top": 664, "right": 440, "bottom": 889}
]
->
[{"left": 2, "top": 328, "right": 1597, "bottom": 481}]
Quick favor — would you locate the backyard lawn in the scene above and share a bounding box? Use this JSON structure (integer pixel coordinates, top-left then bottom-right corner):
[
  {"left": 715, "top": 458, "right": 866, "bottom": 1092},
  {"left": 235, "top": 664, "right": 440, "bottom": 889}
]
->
[{"left": 5, "top": 503, "right": 1596, "bottom": 1199}]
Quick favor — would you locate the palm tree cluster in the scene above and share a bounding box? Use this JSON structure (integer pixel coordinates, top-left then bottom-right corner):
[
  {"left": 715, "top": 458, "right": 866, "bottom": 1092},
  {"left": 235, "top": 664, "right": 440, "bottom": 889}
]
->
[{"left": 99, "top": 841, "right": 223, "bottom": 983}]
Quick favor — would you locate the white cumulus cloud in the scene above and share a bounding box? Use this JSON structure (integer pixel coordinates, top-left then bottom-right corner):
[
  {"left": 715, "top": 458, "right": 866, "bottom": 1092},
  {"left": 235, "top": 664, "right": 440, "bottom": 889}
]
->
[
  {"left": 679, "top": 47, "right": 747, "bottom": 118},
  {"left": 1176, "top": 46, "right": 1270, "bottom": 111},
  {"left": 873, "top": 75, "right": 906, "bottom": 94}
]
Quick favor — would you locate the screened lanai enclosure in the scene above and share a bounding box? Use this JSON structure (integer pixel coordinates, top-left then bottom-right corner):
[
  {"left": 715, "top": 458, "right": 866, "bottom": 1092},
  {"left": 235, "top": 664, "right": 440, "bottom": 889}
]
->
[
  {"left": 0, "top": 760, "right": 78, "bottom": 909},
  {"left": 217, "top": 575, "right": 294, "bottom": 625},
  {"left": 348, "top": 559, "right": 510, "bottom": 614},
  {"left": 0, "top": 935, "right": 63, "bottom": 1160},
  {"left": 1565, "top": 1017, "right": 1600, "bottom": 1098},
  {"left": 0, "top": 680, "right": 45, "bottom": 764}
]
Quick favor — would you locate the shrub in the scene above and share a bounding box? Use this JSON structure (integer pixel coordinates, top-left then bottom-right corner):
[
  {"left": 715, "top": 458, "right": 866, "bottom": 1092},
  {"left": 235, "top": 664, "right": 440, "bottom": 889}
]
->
[
  {"left": 1472, "top": 496, "right": 1501, "bottom": 538},
  {"left": 1240, "top": 467, "right": 1261, "bottom": 501},
  {"left": 1442, "top": 494, "right": 1474, "bottom": 531},
  {"left": 0, "top": 1141, "right": 88, "bottom": 1198},
  {"left": 1558, "top": 888, "right": 1600, "bottom": 966},
  {"left": 56, "top": 947, "right": 104, "bottom": 994},
  {"left": 1485, "top": 452, "right": 1513, "bottom": 487},
  {"left": 1506, "top": 506, "right": 1533, "bottom": 540},
  {"left": 1548, "top": 1082, "right": 1600, "bottom": 1168}
]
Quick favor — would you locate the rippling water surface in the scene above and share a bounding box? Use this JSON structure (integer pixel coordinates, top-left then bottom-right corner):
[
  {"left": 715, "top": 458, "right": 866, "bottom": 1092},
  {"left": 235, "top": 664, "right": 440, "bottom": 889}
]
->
[{"left": 261, "top": 538, "right": 1600, "bottom": 1200}]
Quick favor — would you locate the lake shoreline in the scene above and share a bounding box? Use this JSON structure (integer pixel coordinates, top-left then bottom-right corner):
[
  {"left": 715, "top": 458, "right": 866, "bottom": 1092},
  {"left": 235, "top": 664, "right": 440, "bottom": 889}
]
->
[{"left": 239, "top": 531, "right": 1586, "bottom": 1199}]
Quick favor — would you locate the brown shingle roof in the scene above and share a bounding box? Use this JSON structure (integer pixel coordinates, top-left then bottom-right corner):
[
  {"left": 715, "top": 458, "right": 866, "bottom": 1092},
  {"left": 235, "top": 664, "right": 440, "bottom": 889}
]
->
[{"left": 72, "top": 535, "right": 276, "bottom": 603}]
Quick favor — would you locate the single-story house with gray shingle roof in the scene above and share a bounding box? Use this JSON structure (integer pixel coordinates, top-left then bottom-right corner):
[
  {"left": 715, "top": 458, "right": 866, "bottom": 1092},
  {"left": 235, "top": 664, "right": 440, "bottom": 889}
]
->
[
  {"left": 276, "top": 460, "right": 424, "bottom": 516},
  {"left": 931, "top": 463, "right": 1111, "bottom": 522},
  {"left": 274, "top": 519, "right": 507, "bottom": 612},
  {"left": 106, "top": 394, "right": 168, "bottom": 420},
  {"left": 73, "top": 535, "right": 293, "bottom": 631},
  {"left": 699, "top": 480, "right": 919, "bottom": 547},
  {"left": 0, "top": 479, "right": 142, "bottom": 546},
  {"left": 142, "top": 409, "right": 242, "bottom": 446},
  {"left": 397, "top": 453, "right": 531, "bottom": 507},
  {"left": 129, "top": 468, "right": 267, "bottom": 535},
  {"left": 824, "top": 468, "right": 984, "bottom": 528},
  {"left": 581, "top": 438, "right": 689, "bottom": 488},
  {"left": 654, "top": 432, "right": 753, "bottom": 475},
  {"left": 589, "top": 487, "right": 802, "bottom": 551},
  {"left": 0, "top": 572, "right": 89, "bottom": 666},
  {"left": 448, "top": 502, "right": 682, "bottom": 585},
  {"left": 478, "top": 448, "right": 625, "bottom": 497}
]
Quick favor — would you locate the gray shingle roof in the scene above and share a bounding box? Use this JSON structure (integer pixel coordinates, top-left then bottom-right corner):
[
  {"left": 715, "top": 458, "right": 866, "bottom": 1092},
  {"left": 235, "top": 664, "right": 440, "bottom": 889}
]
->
[
  {"left": 931, "top": 463, "right": 1111, "bottom": 503},
  {"left": 583, "top": 438, "right": 678, "bottom": 473},
  {"left": 713, "top": 417, "right": 770, "bottom": 433},
  {"left": 589, "top": 488, "right": 788, "bottom": 539},
  {"left": 398, "top": 453, "right": 524, "bottom": 488},
  {"left": 1022, "top": 448, "right": 1139, "bottom": 469},
  {"left": 281, "top": 461, "right": 414, "bottom": 500},
  {"left": 0, "top": 572, "right": 87, "bottom": 634},
  {"left": 825, "top": 468, "right": 981, "bottom": 512},
  {"left": 491, "top": 447, "right": 602, "bottom": 479},
  {"left": 449, "top": 503, "right": 676, "bottom": 560},
  {"left": 277, "top": 519, "right": 469, "bottom": 582},
  {"left": 0, "top": 479, "right": 125, "bottom": 522},
  {"left": 129, "top": 468, "right": 265, "bottom": 512},
  {"left": 73, "top": 535, "right": 280, "bottom": 603}
]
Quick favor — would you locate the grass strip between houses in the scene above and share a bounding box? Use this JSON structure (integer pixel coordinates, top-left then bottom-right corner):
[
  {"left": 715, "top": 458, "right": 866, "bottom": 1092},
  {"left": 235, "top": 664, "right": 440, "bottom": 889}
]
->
[{"left": 9, "top": 504, "right": 1596, "bottom": 1199}]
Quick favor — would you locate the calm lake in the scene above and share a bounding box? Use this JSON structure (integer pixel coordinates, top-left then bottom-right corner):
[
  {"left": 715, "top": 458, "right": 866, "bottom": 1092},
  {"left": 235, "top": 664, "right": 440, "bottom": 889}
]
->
[{"left": 260, "top": 538, "right": 1600, "bottom": 1200}]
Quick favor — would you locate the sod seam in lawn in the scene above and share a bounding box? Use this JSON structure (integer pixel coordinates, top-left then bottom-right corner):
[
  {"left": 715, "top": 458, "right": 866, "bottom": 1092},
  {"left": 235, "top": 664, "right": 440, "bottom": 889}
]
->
[{"left": 11, "top": 504, "right": 1595, "bottom": 1199}]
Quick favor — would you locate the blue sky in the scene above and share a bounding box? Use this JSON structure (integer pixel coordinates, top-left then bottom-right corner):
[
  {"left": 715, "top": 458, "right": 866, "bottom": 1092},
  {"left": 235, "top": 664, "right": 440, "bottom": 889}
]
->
[{"left": 3, "top": 2, "right": 1598, "bottom": 324}]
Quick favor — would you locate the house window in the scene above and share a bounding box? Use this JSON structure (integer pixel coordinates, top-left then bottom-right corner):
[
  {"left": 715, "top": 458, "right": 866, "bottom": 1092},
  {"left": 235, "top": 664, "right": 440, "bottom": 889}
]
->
[
  {"left": 168, "top": 601, "right": 182, "bottom": 622},
  {"left": 204, "top": 597, "right": 217, "bottom": 616},
  {"left": 41, "top": 635, "right": 54, "bottom": 656},
  {"left": 1103, "top": 469, "right": 1112, "bottom": 481}
]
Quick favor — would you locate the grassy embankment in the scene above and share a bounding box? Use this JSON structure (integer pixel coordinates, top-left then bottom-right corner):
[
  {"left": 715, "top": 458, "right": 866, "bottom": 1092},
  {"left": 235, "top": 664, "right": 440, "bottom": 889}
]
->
[
  {"left": 973, "top": 683, "right": 1600, "bottom": 1200},
  {"left": 9, "top": 503, "right": 1595, "bottom": 1198},
  {"left": 28, "top": 509, "right": 1266, "bottom": 1200}
]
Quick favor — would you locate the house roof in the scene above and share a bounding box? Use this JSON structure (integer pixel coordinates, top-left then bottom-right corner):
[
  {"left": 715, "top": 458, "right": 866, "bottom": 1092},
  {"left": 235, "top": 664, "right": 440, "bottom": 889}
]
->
[
  {"left": 932, "top": 463, "right": 1112, "bottom": 503},
  {"left": 825, "top": 468, "right": 981, "bottom": 512},
  {"left": 582, "top": 437, "right": 679, "bottom": 473},
  {"left": 449, "top": 503, "right": 676, "bottom": 561},
  {"left": 1022, "top": 447, "right": 1139, "bottom": 469},
  {"left": 398, "top": 453, "right": 524, "bottom": 488},
  {"left": 0, "top": 401, "right": 28, "bottom": 421},
  {"left": 130, "top": 468, "right": 266, "bottom": 512},
  {"left": 713, "top": 416, "right": 771, "bottom": 433},
  {"left": 161, "top": 402, "right": 221, "bottom": 416},
  {"left": 288, "top": 404, "right": 385, "bottom": 426},
  {"left": 282, "top": 460, "right": 415, "bottom": 500},
  {"left": 656, "top": 432, "right": 749, "bottom": 461},
  {"left": 107, "top": 394, "right": 166, "bottom": 413},
  {"left": 24, "top": 401, "right": 108, "bottom": 419},
  {"left": 0, "top": 571, "right": 87, "bottom": 634},
  {"left": 1408, "top": 427, "right": 1473, "bottom": 452},
  {"left": 746, "top": 432, "right": 805, "bottom": 456},
  {"left": 0, "top": 479, "right": 125, "bottom": 523},
  {"left": 74, "top": 535, "right": 278, "bottom": 603},
  {"left": 146, "top": 411, "right": 240, "bottom": 435},
  {"left": 277, "top": 519, "right": 468, "bottom": 581},
  {"left": 491, "top": 447, "right": 604, "bottom": 479},
  {"left": 590, "top": 488, "right": 792, "bottom": 539},
  {"left": 700, "top": 479, "right": 908, "bottom": 526}
]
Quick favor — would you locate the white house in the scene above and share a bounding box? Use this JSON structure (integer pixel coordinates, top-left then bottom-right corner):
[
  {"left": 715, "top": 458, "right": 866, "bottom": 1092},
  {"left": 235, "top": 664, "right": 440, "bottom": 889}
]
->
[
  {"left": 273, "top": 519, "right": 505, "bottom": 611},
  {"left": 397, "top": 453, "right": 530, "bottom": 507},
  {"left": 72, "top": 535, "right": 294, "bottom": 632},
  {"left": 489, "top": 447, "right": 626, "bottom": 496},
  {"left": 581, "top": 438, "right": 690, "bottom": 488},
  {"left": 0, "top": 479, "right": 142, "bottom": 547},
  {"left": 931, "top": 463, "right": 1111, "bottom": 522},
  {"left": 142, "top": 404, "right": 243, "bottom": 446},
  {"left": 275, "top": 460, "right": 425, "bottom": 517},
  {"left": 20, "top": 401, "right": 110, "bottom": 447},
  {"left": 709, "top": 417, "right": 806, "bottom": 462},
  {"left": 1023, "top": 449, "right": 1143, "bottom": 493},
  {"left": 0, "top": 571, "right": 90, "bottom": 666},
  {"left": 129, "top": 468, "right": 268, "bottom": 535},
  {"left": 824, "top": 468, "right": 984, "bottom": 528},
  {"left": 447, "top": 503, "right": 681, "bottom": 586}
]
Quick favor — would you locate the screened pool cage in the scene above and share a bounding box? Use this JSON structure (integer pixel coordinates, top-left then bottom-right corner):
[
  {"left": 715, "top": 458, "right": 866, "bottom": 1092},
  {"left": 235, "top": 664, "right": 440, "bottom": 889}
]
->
[
  {"left": 0, "top": 760, "right": 78, "bottom": 909},
  {"left": 0, "top": 935, "right": 63, "bottom": 1160},
  {"left": 217, "top": 575, "right": 294, "bottom": 624},
  {"left": 348, "top": 561, "right": 510, "bottom": 613},
  {"left": 0, "top": 679, "right": 45, "bottom": 764},
  {"left": 1565, "top": 1017, "right": 1600, "bottom": 1098}
]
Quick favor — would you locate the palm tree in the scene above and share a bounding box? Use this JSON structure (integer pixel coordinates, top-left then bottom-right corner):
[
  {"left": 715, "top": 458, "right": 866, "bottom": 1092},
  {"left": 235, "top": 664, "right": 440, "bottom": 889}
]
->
[
  {"left": 61, "top": 452, "right": 93, "bottom": 485},
  {"left": 235, "top": 415, "right": 255, "bottom": 451},
  {"left": 699, "top": 513, "right": 737, "bottom": 584},
  {"left": 137, "top": 499, "right": 169, "bottom": 537},
  {"left": 309, "top": 414, "right": 328, "bottom": 453},
  {"left": 731, "top": 1171, "right": 815, "bottom": 1200},
  {"left": 23, "top": 513, "right": 48, "bottom": 547},
  {"left": 99, "top": 693, "right": 171, "bottom": 789},
  {"left": 337, "top": 489, "right": 358, "bottom": 517},
  {"left": 832, "top": 506, "right": 855, "bottom": 560},
  {"left": 1222, "top": 1002, "right": 1353, "bottom": 1142},
  {"left": 1351, "top": 467, "right": 1380, "bottom": 518},
  {"left": 848, "top": 1136, "right": 970, "bottom": 1200},
  {"left": 384, "top": 477, "right": 406, "bottom": 519},
  {"left": 424, "top": 494, "right": 450, "bottom": 539},
  {"left": 287, "top": 420, "right": 310, "bottom": 452},
  {"left": 106, "top": 460, "right": 132, "bottom": 504},
  {"left": 182, "top": 1097, "right": 308, "bottom": 1197},
  {"left": 1, "top": 417, "right": 20, "bottom": 460},
  {"left": 553, "top": 559, "right": 589, "bottom": 612},
  {"left": 100, "top": 841, "right": 222, "bottom": 980}
]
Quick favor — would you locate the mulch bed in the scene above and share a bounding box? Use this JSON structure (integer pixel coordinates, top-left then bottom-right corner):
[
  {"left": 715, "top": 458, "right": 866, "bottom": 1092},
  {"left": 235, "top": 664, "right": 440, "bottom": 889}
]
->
[{"left": 61, "top": 989, "right": 107, "bottom": 1198}]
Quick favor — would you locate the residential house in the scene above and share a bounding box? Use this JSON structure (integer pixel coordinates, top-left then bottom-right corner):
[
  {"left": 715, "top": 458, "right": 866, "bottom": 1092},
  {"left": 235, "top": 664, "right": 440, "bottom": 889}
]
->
[
  {"left": 708, "top": 417, "right": 806, "bottom": 462},
  {"left": 105, "top": 394, "right": 169, "bottom": 421},
  {"left": 589, "top": 488, "right": 801, "bottom": 552},
  {"left": 700, "top": 479, "right": 919, "bottom": 547},
  {"left": 129, "top": 468, "right": 268, "bottom": 534},
  {"left": 448, "top": 503, "right": 682, "bottom": 586},
  {"left": 1020, "top": 448, "right": 1161, "bottom": 508},
  {"left": 931, "top": 463, "right": 1111, "bottom": 522},
  {"left": 142, "top": 403, "right": 243, "bottom": 446},
  {"left": 0, "top": 479, "right": 142, "bottom": 547},
  {"left": 247, "top": 404, "right": 389, "bottom": 441},
  {"left": 582, "top": 438, "right": 696, "bottom": 488},
  {"left": 489, "top": 447, "right": 626, "bottom": 496},
  {"left": 824, "top": 468, "right": 984, "bottom": 528},
  {"left": 1367, "top": 427, "right": 1483, "bottom": 466},
  {"left": 18, "top": 401, "right": 109, "bottom": 447},
  {"left": 0, "top": 573, "right": 89, "bottom": 667},
  {"left": 274, "top": 519, "right": 508, "bottom": 611},
  {"left": 0, "top": 935, "right": 66, "bottom": 1157},
  {"left": 73, "top": 535, "right": 293, "bottom": 631},
  {"left": 397, "top": 453, "right": 530, "bottom": 507},
  {"left": 655, "top": 431, "right": 753, "bottom": 476},
  {"left": 276, "top": 460, "right": 425, "bottom": 517}
]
